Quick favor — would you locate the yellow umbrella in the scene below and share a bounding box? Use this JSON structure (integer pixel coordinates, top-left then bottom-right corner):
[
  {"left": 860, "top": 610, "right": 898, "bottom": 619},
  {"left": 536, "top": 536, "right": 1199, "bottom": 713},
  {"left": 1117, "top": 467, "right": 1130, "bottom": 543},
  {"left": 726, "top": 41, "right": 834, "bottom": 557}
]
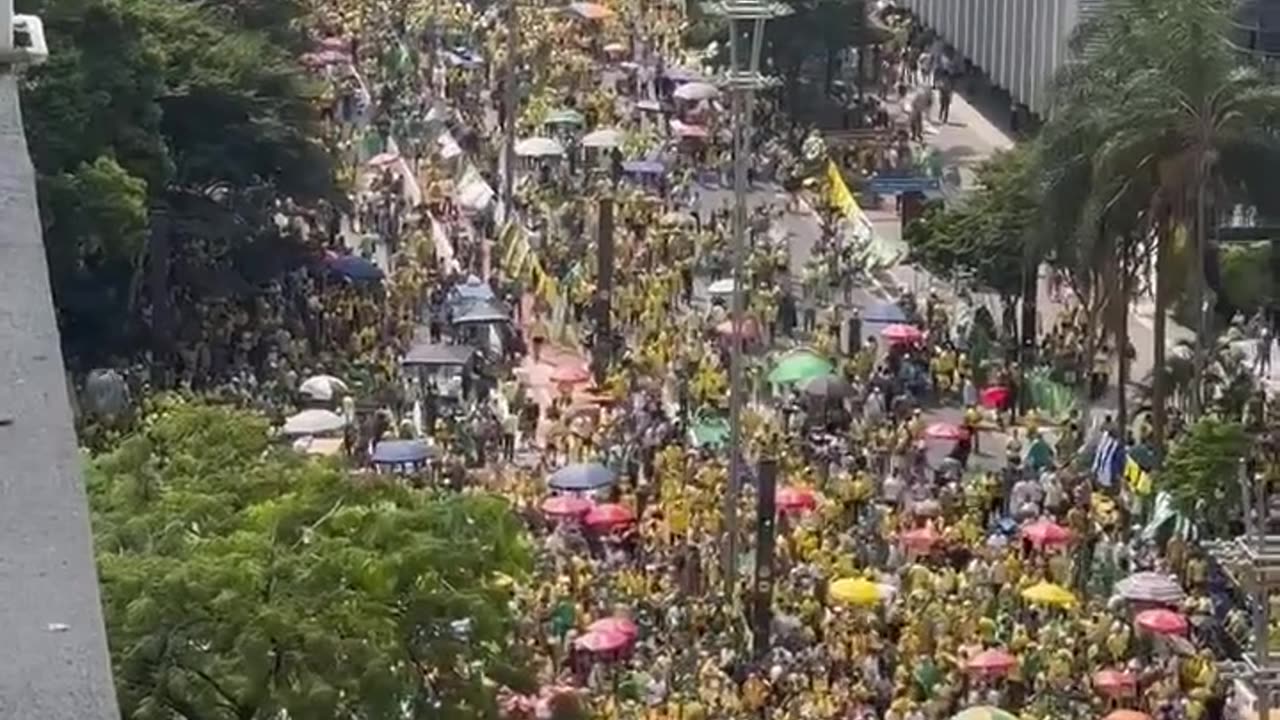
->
[
  {"left": 829, "top": 577, "right": 883, "bottom": 606},
  {"left": 1020, "top": 580, "right": 1077, "bottom": 607}
]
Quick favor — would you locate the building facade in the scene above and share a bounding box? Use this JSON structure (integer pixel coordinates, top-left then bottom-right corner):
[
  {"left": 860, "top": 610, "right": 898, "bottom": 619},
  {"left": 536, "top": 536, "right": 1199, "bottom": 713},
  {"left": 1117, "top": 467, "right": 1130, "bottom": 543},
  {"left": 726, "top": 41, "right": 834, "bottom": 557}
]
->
[{"left": 895, "top": 0, "right": 1094, "bottom": 116}]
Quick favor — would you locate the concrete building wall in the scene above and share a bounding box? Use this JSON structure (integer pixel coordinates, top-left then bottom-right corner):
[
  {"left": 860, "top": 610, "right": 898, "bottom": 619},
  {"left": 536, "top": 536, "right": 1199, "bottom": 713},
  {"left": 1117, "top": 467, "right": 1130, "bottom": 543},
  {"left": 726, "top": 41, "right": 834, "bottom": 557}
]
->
[{"left": 898, "top": 0, "right": 1084, "bottom": 115}]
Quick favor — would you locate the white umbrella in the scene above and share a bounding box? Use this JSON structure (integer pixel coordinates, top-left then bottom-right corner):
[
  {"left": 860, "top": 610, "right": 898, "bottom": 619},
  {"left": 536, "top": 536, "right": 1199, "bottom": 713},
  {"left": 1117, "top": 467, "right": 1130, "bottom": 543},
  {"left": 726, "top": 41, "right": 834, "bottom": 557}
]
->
[
  {"left": 515, "top": 137, "right": 565, "bottom": 157},
  {"left": 282, "top": 409, "right": 348, "bottom": 436},
  {"left": 708, "top": 277, "right": 736, "bottom": 295},
  {"left": 673, "top": 81, "right": 720, "bottom": 101},
  {"left": 298, "top": 374, "right": 348, "bottom": 401},
  {"left": 581, "top": 127, "right": 624, "bottom": 149}
]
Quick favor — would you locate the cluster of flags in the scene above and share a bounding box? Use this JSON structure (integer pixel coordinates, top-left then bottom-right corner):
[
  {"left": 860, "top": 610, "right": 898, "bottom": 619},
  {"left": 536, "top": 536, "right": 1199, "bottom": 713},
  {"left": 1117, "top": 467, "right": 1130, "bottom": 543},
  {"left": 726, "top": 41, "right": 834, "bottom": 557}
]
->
[
  {"left": 1091, "top": 431, "right": 1153, "bottom": 496},
  {"left": 499, "top": 222, "right": 576, "bottom": 344}
]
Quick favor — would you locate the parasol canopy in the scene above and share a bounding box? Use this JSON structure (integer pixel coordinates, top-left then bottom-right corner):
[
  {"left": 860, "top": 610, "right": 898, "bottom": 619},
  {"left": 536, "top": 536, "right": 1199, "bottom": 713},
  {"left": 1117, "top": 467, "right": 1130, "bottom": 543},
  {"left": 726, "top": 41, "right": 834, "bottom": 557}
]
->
[
  {"left": 899, "top": 526, "right": 941, "bottom": 549},
  {"left": 550, "top": 364, "right": 592, "bottom": 384},
  {"left": 581, "top": 127, "right": 624, "bottom": 148},
  {"left": 574, "top": 628, "right": 630, "bottom": 653},
  {"left": 282, "top": 409, "right": 347, "bottom": 436},
  {"left": 1092, "top": 669, "right": 1137, "bottom": 696},
  {"left": 923, "top": 422, "right": 968, "bottom": 441},
  {"left": 801, "top": 373, "right": 853, "bottom": 399},
  {"left": 370, "top": 439, "right": 432, "bottom": 465},
  {"left": 768, "top": 351, "right": 834, "bottom": 385},
  {"left": 881, "top": 323, "right": 924, "bottom": 344},
  {"left": 1134, "top": 608, "right": 1188, "bottom": 635},
  {"left": 451, "top": 301, "right": 510, "bottom": 325},
  {"left": 584, "top": 503, "right": 636, "bottom": 529},
  {"left": 663, "top": 66, "right": 705, "bottom": 82},
  {"left": 368, "top": 151, "right": 400, "bottom": 167},
  {"left": 979, "top": 385, "right": 1011, "bottom": 408},
  {"left": 1020, "top": 518, "right": 1072, "bottom": 547},
  {"left": 298, "top": 374, "right": 348, "bottom": 401},
  {"left": 565, "top": 2, "right": 615, "bottom": 20},
  {"left": 587, "top": 617, "right": 638, "bottom": 639},
  {"left": 548, "top": 462, "right": 617, "bottom": 491},
  {"left": 541, "top": 495, "right": 593, "bottom": 518},
  {"left": 966, "top": 649, "right": 1017, "bottom": 675},
  {"left": 1020, "top": 580, "right": 1077, "bottom": 607},
  {"left": 707, "top": 277, "right": 736, "bottom": 295},
  {"left": 673, "top": 81, "right": 720, "bottom": 101},
  {"left": 1114, "top": 571, "right": 1186, "bottom": 605},
  {"left": 603, "top": 41, "right": 627, "bottom": 54},
  {"left": 325, "top": 254, "right": 385, "bottom": 282},
  {"left": 776, "top": 486, "right": 818, "bottom": 513},
  {"left": 671, "top": 120, "right": 710, "bottom": 139},
  {"left": 951, "top": 707, "right": 1019, "bottom": 720},
  {"left": 545, "top": 108, "right": 585, "bottom": 126},
  {"left": 715, "top": 317, "right": 759, "bottom": 340},
  {"left": 622, "top": 159, "right": 665, "bottom": 174},
  {"left": 1104, "top": 711, "right": 1152, "bottom": 720},
  {"left": 828, "top": 577, "right": 883, "bottom": 606},
  {"left": 515, "top": 137, "right": 565, "bottom": 157},
  {"left": 402, "top": 342, "right": 476, "bottom": 367}
]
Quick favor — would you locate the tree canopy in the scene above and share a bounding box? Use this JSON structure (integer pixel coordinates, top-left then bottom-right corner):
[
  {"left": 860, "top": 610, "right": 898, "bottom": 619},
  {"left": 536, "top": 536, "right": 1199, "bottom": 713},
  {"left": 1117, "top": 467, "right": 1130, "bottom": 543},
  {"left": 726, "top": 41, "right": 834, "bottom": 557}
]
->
[
  {"left": 1157, "top": 416, "right": 1249, "bottom": 538},
  {"left": 18, "top": 0, "right": 337, "bottom": 365},
  {"left": 904, "top": 146, "right": 1039, "bottom": 300},
  {"left": 89, "top": 400, "right": 531, "bottom": 719}
]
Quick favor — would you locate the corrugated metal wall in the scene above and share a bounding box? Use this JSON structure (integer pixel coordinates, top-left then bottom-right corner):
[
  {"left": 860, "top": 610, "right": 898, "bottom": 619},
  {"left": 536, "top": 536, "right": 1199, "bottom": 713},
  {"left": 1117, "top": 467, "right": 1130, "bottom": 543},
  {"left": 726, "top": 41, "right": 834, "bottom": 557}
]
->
[{"left": 897, "top": 0, "right": 1083, "bottom": 115}]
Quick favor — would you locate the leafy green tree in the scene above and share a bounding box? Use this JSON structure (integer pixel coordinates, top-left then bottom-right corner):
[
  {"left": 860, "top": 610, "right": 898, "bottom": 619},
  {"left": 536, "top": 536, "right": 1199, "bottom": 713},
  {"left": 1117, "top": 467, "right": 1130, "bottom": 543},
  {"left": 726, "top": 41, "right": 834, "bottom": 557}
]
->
[
  {"left": 905, "top": 147, "right": 1039, "bottom": 313},
  {"left": 18, "top": 0, "right": 336, "bottom": 367},
  {"left": 1158, "top": 416, "right": 1249, "bottom": 538},
  {"left": 90, "top": 400, "right": 530, "bottom": 719}
]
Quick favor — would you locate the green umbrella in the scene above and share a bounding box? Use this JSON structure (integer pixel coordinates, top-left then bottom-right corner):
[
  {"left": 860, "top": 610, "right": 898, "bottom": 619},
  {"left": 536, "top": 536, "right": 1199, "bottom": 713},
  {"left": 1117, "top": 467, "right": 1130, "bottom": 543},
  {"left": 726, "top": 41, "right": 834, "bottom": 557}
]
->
[
  {"left": 545, "top": 108, "right": 585, "bottom": 125},
  {"left": 768, "top": 351, "right": 834, "bottom": 385},
  {"left": 690, "top": 415, "right": 730, "bottom": 448}
]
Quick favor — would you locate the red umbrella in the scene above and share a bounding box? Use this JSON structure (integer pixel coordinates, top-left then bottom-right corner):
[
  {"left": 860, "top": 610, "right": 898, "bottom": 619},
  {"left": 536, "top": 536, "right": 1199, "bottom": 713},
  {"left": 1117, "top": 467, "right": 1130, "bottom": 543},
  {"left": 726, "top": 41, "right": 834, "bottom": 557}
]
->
[
  {"left": 776, "top": 486, "right": 818, "bottom": 513},
  {"left": 550, "top": 365, "right": 592, "bottom": 385},
  {"left": 541, "top": 496, "right": 592, "bottom": 518},
  {"left": 979, "top": 385, "right": 1011, "bottom": 409},
  {"left": 1104, "top": 711, "right": 1152, "bottom": 720},
  {"left": 966, "top": 648, "right": 1017, "bottom": 675},
  {"left": 1092, "top": 669, "right": 1137, "bottom": 697},
  {"left": 587, "top": 617, "right": 638, "bottom": 639},
  {"left": 574, "top": 628, "right": 630, "bottom": 653},
  {"left": 1134, "top": 608, "right": 1188, "bottom": 635},
  {"left": 924, "top": 422, "right": 968, "bottom": 441},
  {"left": 881, "top": 324, "right": 923, "bottom": 344},
  {"left": 900, "top": 526, "right": 941, "bottom": 549},
  {"left": 583, "top": 503, "right": 635, "bottom": 530},
  {"left": 1021, "top": 518, "right": 1073, "bottom": 547}
]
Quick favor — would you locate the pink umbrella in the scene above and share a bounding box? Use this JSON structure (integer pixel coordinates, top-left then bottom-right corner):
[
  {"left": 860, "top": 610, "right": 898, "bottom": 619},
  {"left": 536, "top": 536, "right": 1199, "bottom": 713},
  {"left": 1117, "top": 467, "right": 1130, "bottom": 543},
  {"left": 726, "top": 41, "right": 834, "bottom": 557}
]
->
[
  {"left": 881, "top": 323, "right": 923, "bottom": 344},
  {"left": 319, "top": 36, "right": 351, "bottom": 51},
  {"left": 1021, "top": 518, "right": 1073, "bottom": 547},
  {"left": 967, "top": 648, "right": 1017, "bottom": 676},
  {"left": 979, "top": 385, "right": 1011, "bottom": 409},
  {"left": 584, "top": 503, "right": 635, "bottom": 530},
  {"left": 587, "top": 617, "right": 638, "bottom": 639},
  {"left": 566, "top": 2, "right": 614, "bottom": 20},
  {"left": 777, "top": 486, "right": 817, "bottom": 513},
  {"left": 574, "top": 628, "right": 630, "bottom": 653},
  {"left": 541, "top": 496, "right": 592, "bottom": 518},
  {"left": 671, "top": 120, "right": 709, "bottom": 139},
  {"left": 1092, "top": 669, "right": 1137, "bottom": 697},
  {"left": 716, "top": 317, "right": 759, "bottom": 339},
  {"left": 1134, "top": 608, "right": 1188, "bottom": 635},
  {"left": 368, "top": 151, "right": 400, "bottom": 167},
  {"left": 900, "top": 526, "right": 942, "bottom": 549},
  {"left": 550, "top": 365, "right": 592, "bottom": 385},
  {"left": 923, "top": 422, "right": 968, "bottom": 441}
]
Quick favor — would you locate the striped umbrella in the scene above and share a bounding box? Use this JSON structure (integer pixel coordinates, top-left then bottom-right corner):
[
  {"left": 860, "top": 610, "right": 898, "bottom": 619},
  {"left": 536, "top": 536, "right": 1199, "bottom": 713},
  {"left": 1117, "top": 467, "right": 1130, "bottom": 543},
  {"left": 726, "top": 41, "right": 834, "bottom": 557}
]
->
[{"left": 1114, "top": 571, "right": 1185, "bottom": 605}]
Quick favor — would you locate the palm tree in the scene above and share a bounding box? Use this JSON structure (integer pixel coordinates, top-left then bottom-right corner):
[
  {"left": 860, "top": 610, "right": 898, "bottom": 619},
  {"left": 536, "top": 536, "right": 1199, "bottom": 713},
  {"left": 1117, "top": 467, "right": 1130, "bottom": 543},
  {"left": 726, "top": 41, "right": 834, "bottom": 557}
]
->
[{"left": 1039, "top": 0, "right": 1280, "bottom": 444}]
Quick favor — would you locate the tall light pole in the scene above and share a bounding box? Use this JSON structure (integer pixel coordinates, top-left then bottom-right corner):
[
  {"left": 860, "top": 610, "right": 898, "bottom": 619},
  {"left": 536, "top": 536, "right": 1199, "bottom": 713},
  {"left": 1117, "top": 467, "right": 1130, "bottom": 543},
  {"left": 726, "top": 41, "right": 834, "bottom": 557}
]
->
[{"left": 719, "top": 0, "right": 786, "bottom": 598}]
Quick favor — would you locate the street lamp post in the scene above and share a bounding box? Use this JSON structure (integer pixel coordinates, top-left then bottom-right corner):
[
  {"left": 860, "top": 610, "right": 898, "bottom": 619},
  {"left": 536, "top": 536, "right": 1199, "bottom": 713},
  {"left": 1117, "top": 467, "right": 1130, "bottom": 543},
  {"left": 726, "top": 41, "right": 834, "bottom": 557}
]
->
[{"left": 719, "top": 0, "right": 786, "bottom": 598}]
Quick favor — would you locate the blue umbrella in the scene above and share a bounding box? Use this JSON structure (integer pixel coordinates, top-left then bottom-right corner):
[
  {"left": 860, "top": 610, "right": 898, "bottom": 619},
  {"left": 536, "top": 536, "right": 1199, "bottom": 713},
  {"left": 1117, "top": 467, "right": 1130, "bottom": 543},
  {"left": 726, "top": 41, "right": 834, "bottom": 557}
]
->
[
  {"left": 622, "top": 160, "right": 665, "bottom": 175},
  {"left": 548, "top": 462, "right": 617, "bottom": 491},
  {"left": 326, "top": 255, "right": 385, "bottom": 282},
  {"left": 371, "top": 439, "right": 433, "bottom": 464},
  {"left": 863, "top": 301, "right": 907, "bottom": 324}
]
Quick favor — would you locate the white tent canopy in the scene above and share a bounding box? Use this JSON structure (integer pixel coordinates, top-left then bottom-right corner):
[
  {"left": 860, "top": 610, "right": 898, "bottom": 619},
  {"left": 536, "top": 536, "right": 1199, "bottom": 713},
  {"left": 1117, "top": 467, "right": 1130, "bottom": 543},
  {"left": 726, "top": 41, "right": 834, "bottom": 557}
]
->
[{"left": 515, "top": 137, "right": 565, "bottom": 157}]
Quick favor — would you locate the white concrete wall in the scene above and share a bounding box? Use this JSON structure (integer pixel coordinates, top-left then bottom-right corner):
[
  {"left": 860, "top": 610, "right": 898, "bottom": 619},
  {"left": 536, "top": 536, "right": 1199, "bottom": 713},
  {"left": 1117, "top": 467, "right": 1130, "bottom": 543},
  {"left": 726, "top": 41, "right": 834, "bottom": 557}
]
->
[{"left": 898, "top": 0, "right": 1082, "bottom": 115}]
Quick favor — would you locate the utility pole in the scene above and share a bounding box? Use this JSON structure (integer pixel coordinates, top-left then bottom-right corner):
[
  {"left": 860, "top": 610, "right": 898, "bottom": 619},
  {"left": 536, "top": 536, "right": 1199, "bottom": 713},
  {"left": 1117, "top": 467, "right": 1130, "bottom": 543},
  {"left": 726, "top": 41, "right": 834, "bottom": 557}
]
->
[
  {"left": 500, "top": 0, "right": 518, "bottom": 228},
  {"left": 592, "top": 194, "right": 614, "bottom": 384}
]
